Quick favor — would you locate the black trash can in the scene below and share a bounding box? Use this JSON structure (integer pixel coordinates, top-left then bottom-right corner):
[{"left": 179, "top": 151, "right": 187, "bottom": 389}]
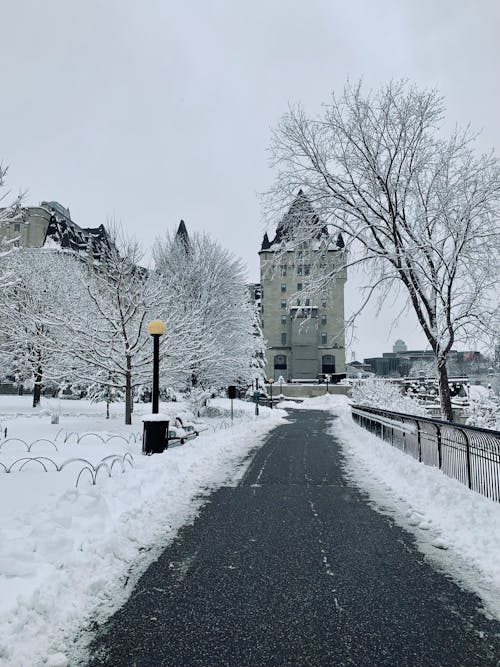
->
[{"left": 142, "top": 417, "right": 169, "bottom": 455}]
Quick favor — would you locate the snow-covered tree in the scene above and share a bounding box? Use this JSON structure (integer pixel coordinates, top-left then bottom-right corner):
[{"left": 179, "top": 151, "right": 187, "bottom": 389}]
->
[
  {"left": 0, "top": 164, "right": 24, "bottom": 288},
  {"left": 267, "top": 80, "right": 500, "bottom": 421},
  {"left": 0, "top": 249, "right": 83, "bottom": 406},
  {"left": 154, "top": 225, "right": 266, "bottom": 392},
  {"left": 351, "top": 378, "right": 428, "bottom": 416},
  {"left": 67, "top": 226, "right": 163, "bottom": 424},
  {"left": 87, "top": 373, "right": 125, "bottom": 419},
  {"left": 466, "top": 389, "right": 500, "bottom": 431}
]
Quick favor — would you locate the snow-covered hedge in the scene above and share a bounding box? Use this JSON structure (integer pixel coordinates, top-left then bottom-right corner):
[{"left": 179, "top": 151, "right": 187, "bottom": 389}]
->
[
  {"left": 351, "top": 378, "right": 428, "bottom": 416},
  {"left": 466, "top": 391, "right": 500, "bottom": 430}
]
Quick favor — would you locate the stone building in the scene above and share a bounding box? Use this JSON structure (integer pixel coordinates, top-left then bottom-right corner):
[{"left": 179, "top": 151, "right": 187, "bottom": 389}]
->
[
  {"left": 0, "top": 200, "right": 111, "bottom": 258},
  {"left": 258, "top": 191, "right": 346, "bottom": 382}
]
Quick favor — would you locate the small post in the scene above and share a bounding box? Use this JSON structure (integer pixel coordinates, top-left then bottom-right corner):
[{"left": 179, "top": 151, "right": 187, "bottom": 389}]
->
[
  {"left": 253, "top": 390, "right": 260, "bottom": 416},
  {"left": 268, "top": 378, "right": 274, "bottom": 408},
  {"left": 462, "top": 429, "right": 472, "bottom": 490},
  {"left": 227, "top": 385, "right": 237, "bottom": 421},
  {"left": 436, "top": 425, "right": 442, "bottom": 469}
]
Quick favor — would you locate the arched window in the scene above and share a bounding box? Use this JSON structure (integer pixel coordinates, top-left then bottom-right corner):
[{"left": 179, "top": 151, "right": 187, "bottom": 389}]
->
[
  {"left": 322, "top": 355, "right": 335, "bottom": 374},
  {"left": 274, "top": 355, "right": 287, "bottom": 370}
]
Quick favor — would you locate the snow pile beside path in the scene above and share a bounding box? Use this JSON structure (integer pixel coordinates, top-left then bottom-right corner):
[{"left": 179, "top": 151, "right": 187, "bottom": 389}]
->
[
  {"left": 0, "top": 398, "right": 284, "bottom": 667},
  {"left": 297, "top": 394, "right": 500, "bottom": 618}
]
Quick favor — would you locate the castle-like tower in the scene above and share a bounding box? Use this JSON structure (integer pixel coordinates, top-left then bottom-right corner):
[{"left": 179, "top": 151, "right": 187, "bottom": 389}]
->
[{"left": 259, "top": 191, "right": 346, "bottom": 381}]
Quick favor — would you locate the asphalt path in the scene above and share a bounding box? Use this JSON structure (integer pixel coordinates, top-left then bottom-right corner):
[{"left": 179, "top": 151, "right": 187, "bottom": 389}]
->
[{"left": 87, "top": 409, "right": 500, "bottom": 666}]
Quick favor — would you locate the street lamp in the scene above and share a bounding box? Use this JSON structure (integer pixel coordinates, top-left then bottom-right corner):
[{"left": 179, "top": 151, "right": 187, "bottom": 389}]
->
[
  {"left": 147, "top": 319, "right": 166, "bottom": 414},
  {"left": 268, "top": 377, "right": 274, "bottom": 408}
]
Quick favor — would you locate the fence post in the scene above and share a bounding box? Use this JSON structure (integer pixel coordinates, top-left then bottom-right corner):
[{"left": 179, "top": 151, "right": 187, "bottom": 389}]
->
[
  {"left": 461, "top": 429, "right": 472, "bottom": 490},
  {"left": 436, "top": 425, "right": 442, "bottom": 470},
  {"left": 416, "top": 419, "right": 422, "bottom": 463}
]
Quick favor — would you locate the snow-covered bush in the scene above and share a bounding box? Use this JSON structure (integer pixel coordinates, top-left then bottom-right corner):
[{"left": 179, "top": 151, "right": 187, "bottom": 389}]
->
[
  {"left": 351, "top": 378, "right": 428, "bottom": 416},
  {"left": 466, "top": 391, "right": 500, "bottom": 430}
]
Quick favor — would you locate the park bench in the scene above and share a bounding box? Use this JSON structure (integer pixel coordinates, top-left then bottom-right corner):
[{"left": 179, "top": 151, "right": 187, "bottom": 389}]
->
[{"left": 167, "top": 422, "right": 208, "bottom": 446}]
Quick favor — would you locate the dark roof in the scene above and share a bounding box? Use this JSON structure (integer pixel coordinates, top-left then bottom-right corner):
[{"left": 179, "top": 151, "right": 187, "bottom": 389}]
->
[
  {"left": 175, "top": 219, "right": 191, "bottom": 252},
  {"left": 261, "top": 190, "right": 340, "bottom": 251},
  {"left": 43, "top": 205, "right": 113, "bottom": 260}
]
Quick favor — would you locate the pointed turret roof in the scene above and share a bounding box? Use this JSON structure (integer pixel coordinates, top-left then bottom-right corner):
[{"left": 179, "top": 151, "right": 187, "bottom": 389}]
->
[
  {"left": 262, "top": 190, "right": 330, "bottom": 250},
  {"left": 260, "top": 232, "right": 271, "bottom": 251},
  {"left": 175, "top": 219, "right": 191, "bottom": 252}
]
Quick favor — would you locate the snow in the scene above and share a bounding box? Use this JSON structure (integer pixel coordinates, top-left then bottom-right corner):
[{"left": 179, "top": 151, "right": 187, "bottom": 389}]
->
[
  {"left": 3, "top": 391, "right": 499, "bottom": 665},
  {"left": 0, "top": 396, "right": 285, "bottom": 667},
  {"left": 298, "top": 394, "right": 500, "bottom": 620}
]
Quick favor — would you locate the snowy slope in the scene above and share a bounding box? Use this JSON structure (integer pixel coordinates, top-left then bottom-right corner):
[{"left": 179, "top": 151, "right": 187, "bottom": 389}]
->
[{"left": 0, "top": 397, "right": 284, "bottom": 667}]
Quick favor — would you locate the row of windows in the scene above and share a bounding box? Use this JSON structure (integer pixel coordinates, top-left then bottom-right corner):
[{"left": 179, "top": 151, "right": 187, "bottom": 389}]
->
[
  {"left": 272, "top": 332, "right": 330, "bottom": 346},
  {"left": 279, "top": 265, "right": 311, "bottom": 277},
  {"left": 262, "top": 315, "right": 328, "bottom": 326},
  {"left": 273, "top": 354, "right": 336, "bottom": 373}
]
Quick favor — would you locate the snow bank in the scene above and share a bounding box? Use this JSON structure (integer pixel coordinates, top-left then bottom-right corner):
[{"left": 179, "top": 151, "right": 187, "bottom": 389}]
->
[
  {"left": 302, "top": 394, "right": 500, "bottom": 619},
  {"left": 0, "top": 397, "right": 284, "bottom": 667}
]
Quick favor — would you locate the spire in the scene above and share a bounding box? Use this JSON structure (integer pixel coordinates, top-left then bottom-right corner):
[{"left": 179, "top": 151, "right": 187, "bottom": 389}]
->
[
  {"left": 175, "top": 219, "right": 191, "bottom": 252},
  {"left": 261, "top": 232, "right": 271, "bottom": 251}
]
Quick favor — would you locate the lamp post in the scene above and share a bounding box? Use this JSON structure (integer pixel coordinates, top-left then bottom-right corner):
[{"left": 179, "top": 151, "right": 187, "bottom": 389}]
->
[
  {"left": 268, "top": 377, "right": 274, "bottom": 408},
  {"left": 147, "top": 319, "right": 166, "bottom": 414}
]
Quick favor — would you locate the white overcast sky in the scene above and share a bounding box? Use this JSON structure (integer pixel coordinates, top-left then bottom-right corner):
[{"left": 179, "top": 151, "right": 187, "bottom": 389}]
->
[{"left": 2, "top": 0, "right": 499, "bottom": 360}]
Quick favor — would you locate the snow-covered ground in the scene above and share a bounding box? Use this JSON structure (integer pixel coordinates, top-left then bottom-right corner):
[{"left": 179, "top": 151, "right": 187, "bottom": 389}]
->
[
  {"left": 293, "top": 394, "right": 500, "bottom": 621},
  {"left": 3, "top": 393, "right": 499, "bottom": 665},
  {"left": 0, "top": 396, "right": 285, "bottom": 667}
]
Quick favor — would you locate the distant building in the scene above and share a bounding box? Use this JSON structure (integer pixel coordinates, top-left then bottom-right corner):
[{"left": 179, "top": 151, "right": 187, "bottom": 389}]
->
[
  {"left": 393, "top": 339, "right": 407, "bottom": 354},
  {"left": 257, "top": 191, "right": 346, "bottom": 381},
  {"left": 364, "top": 348, "right": 485, "bottom": 378},
  {"left": 0, "top": 200, "right": 111, "bottom": 259}
]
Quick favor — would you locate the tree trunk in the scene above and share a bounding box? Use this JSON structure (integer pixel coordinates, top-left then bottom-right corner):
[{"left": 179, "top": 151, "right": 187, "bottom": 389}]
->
[
  {"left": 125, "top": 355, "right": 132, "bottom": 425},
  {"left": 437, "top": 357, "right": 453, "bottom": 422},
  {"left": 106, "top": 400, "right": 110, "bottom": 420},
  {"left": 33, "top": 365, "right": 43, "bottom": 407}
]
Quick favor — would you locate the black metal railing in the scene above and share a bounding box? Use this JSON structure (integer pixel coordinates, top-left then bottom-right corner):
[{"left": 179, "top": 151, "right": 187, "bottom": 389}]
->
[{"left": 351, "top": 404, "right": 500, "bottom": 502}]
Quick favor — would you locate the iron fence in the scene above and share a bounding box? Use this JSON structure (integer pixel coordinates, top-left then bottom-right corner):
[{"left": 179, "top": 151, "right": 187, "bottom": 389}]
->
[{"left": 351, "top": 404, "right": 500, "bottom": 502}]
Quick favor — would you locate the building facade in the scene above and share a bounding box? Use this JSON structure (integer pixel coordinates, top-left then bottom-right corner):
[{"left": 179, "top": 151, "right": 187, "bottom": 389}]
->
[
  {"left": 0, "top": 200, "right": 111, "bottom": 258},
  {"left": 258, "top": 192, "right": 346, "bottom": 382}
]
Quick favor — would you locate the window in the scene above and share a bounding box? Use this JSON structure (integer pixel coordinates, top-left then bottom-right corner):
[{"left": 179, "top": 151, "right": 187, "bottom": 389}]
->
[
  {"left": 281, "top": 299, "right": 287, "bottom": 309},
  {"left": 261, "top": 320, "right": 264, "bottom": 328},
  {"left": 321, "top": 315, "right": 327, "bottom": 325},
  {"left": 281, "top": 332, "right": 287, "bottom": 345},
  {"left": 274, "top": 354, "right": 287, "bottom": 370},
  {"left": 281, "top": 315, "right": 287, "bottom": 325},
  {"left": 321, "top": 333, "right": 328, "bottom": 345},
  {"left": 297, "top": 283, "right": 303, "bottom": 292},
  {"left": 304, "top": 265, "right": 310, "bottom": 276},
  {"left": 280, "top": 265, "right": 287, "bottom": 277},
  {"left": 297, "top": 265, "right": 302, "bottom": 275},
  {"left": 281, "top": 283, "right": 286, "bottom": 293},
  {"left": 322, "top": 355, "right": 335, "bottom": 374},
  {"left": 14, "top": 223, "right": 20, "bottom": 232},
  {"left": 305, "top": 299, "right": 310, "bottom": 307},
  {"left": 13, "top": 240, "right": 20, "bottom": 247},
  {"left": 321, "top": 299, "right": 327, "bottom": 309},
  {"left": 261, "top": 304, "right": 264, "bottom": 314}
]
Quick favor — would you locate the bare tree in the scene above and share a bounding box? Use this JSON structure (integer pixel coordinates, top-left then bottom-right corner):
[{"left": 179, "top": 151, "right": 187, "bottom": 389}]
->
[
  {"left": 67, "top": 226, "right": 163, "bottom": 424},
  {"left": 267, "top": 80, "right": 500, "bottom": 420}
]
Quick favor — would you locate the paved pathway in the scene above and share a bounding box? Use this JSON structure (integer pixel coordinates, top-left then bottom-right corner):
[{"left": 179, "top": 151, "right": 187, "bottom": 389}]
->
[{"left": 88, "top": 410, "right": 500, "bottom": 666}]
